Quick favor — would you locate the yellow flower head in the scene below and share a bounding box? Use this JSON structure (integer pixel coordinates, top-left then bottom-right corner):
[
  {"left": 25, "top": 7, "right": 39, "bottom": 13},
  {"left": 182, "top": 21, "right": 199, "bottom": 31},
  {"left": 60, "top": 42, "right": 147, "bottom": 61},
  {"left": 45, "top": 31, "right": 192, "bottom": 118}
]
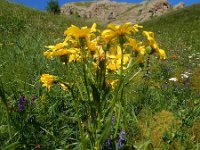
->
[
  {"left": 106, "top": 46, "right": 130, "bottom": 73},
  {"left": 143, "top": 31, "right": 167, "bottom": 60},
  {"left": 44, "top": 47, "right": 80, "bottom": 59},
  {"left": 133, "top": 24, "right": 143, "bottom": 33},
  {"left": 128, "top": 38, "right": 146, "bottom": 55},
  {"left": 158, "top": 49, "right": 167, "bottom": 60},
  {"left": 107, "top": 23, "right": 142, "bottom": 36},
  {"left": 40, "top": 74, "right": 56, "bottom": 91},
  {"left": 143, "top": 31, "right": 159, "bottom": 52},
  {"left": 64, "top": 23, "right": 96, "bottom": 40},
  {"left": 93, "top": 46, "right": 105, "bottom": 61},
  {"left": 101, "top": 23, "right": 143, "bottom": 44},
  {"left": 45, "top": 42, "right": 68, "bottom": 51},
  {"left": 106, "top": 79, "right": 118, "bottom": 89},
  {"left": 44, "top": 42, "right": 69, "bottom": 58}
]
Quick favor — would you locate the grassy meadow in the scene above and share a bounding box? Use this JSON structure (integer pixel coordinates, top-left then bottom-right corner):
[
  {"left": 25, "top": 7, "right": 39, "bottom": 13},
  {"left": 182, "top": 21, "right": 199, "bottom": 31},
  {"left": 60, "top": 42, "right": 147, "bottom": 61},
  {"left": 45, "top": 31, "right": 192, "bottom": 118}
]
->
[{"left": 0, "top": 0, "right": 200, "bottom": 149}]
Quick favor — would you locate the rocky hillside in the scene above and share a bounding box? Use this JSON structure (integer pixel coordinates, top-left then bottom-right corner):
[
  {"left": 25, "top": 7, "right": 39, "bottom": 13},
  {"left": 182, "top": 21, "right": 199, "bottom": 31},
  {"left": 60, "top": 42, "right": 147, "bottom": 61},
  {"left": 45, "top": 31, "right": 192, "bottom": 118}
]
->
[{"left": 61, "top": 0, "right": 185, "bottom": 24}]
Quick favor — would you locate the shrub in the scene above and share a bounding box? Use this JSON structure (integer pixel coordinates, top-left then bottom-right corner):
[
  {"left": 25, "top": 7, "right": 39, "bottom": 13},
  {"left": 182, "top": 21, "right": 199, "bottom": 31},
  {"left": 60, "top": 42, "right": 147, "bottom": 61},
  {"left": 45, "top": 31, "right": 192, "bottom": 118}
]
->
[{"left": 46, "top": 0, "right": 60, "bottom": 15}]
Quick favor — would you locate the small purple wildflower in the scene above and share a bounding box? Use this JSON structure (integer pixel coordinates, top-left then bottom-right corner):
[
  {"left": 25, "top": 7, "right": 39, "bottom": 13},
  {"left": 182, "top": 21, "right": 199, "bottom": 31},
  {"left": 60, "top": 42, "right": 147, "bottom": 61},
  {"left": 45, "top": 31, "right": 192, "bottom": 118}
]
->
[
  {"left": 18, "top": 96, "right": 27, "bottom": 112},
  {"left": 112, "top": 115, "right": 115, "bottom": 124},
  {"left": 118, "top": 131, "right": 126, "bottom": 148},
  {"left": 105, "top": 138, "right": 112, "bottom": 150}
]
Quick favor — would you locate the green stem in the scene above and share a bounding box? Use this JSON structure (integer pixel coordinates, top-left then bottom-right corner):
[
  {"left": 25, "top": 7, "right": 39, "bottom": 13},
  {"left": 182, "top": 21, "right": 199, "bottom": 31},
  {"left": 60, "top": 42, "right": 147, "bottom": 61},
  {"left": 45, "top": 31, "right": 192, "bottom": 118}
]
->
[
  {"left": 80, "top": 43, "right": 91, "bottom": 102},
  {"left": 114, "top": 104, "right": 121, "bottom": 138},
  {"left": 76, "top": 111, "right": 85, "bottom": 150},
  {"left": 72, "top": 91, "right": 86, "bottom": 150}
]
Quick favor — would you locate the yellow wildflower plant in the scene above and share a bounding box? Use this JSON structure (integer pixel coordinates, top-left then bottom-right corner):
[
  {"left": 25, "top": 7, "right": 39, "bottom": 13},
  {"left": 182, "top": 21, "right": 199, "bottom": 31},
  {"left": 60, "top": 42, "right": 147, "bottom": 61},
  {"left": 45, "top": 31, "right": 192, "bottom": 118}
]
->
[
  {"left": 41, "top": 22, "right": 167, "bottom": 149},
  {"left": 40, "top": 74, "right": 56, "bottom": 91}
]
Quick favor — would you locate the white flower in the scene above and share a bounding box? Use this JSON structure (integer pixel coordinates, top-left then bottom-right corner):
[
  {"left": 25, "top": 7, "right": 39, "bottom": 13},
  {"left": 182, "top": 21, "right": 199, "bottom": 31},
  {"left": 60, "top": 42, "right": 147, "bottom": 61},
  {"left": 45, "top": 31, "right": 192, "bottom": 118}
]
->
[
  {"left": 181, "top": 74, "right": 189, "bottom": 79},
  {"left": 169, "top": 77, "right": 178, "bottom": 82},
  {"left": 185, "top": 72, "right": 191, "bottom": 75}
]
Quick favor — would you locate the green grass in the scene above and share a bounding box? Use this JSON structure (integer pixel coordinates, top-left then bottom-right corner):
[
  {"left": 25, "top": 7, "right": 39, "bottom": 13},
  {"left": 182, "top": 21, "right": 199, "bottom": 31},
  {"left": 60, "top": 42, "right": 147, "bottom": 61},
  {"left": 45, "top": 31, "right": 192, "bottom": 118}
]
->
[
  {"left": 0, "top": 0, "right": 95, "bottom": 95},
  {"left": 0, "top": 0, "right": 200, "bottom": 149},
  {"left": 143, "top": 4, "right": 200, "bottom": 71}
]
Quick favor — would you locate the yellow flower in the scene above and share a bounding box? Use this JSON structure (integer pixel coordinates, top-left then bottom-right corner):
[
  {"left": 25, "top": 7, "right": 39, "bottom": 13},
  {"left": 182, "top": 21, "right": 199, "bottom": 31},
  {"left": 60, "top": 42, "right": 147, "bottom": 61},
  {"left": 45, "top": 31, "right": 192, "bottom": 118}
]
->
[
  {"left": 133, "top": 24, "right": 143, "bottom": 33},
  {"left": 143, "top": 31, "right": 167, "bottom": 60},
  {"left": 106, "top": 46, "right": 130, "bottom": 73},
  {"left": 158, "top": 49, "right": 167, "bottom": 60},
  {"left": 101, "top": 29, "right": 115, "bottom": 44},
  {"left": 128, "top": 38, "right": 146, "bottom": 55},
  {"left": 106, "top": 79, "right": 118, "bottom": 89},
  {"left": 143, "top": 31, "right": 159, "bottom": 52},
  {"left": 40, "top": 74, "right": 55, "bottom": 91},
  {"left": 45, "top": 42, "right": 68, "bottom": 51},
  {"left": 107, "top": 23, "right": 142, "bottom": 36},
  {"left": 68, "top": 53, "right": 81, "bottom": 62},
  {"left": 44, "top": 42, "right": 69, "bottom": 58},
  {"left": 64, "top": 23, "right": 96, "bottom": 40},
  {"left": 93, "top": 46, "right": 105, "bottom": 61},
  {"left": 44, "top": 47, "right": 79, "bottom": 59},
  {"left": 87, "top": 40, "right": 97, "bottom": 52},
  {"left": 101, "top": 23, "right": 143, "bottom": 44}
]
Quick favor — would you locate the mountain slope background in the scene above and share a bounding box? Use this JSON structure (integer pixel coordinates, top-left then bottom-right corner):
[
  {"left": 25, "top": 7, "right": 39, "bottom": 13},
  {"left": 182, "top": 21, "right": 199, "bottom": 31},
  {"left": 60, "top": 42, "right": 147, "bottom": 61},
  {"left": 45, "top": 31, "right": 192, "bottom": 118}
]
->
[
  {"left": 0, "top": 0, "right": 200, "bottom": 149},
  {"left": 60, "top": 0, "right": 184, "bottom": 24}
]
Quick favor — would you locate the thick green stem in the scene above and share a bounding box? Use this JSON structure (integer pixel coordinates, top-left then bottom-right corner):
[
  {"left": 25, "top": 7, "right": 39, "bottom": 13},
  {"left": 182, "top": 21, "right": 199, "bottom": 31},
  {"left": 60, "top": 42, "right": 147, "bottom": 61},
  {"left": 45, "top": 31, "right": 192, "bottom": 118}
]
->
[
  {"left": 72, "top": 93, "right": 86, "bottom": 150},
  {"left": 80, "top": 41, "right": 91, "bottom": 102}
]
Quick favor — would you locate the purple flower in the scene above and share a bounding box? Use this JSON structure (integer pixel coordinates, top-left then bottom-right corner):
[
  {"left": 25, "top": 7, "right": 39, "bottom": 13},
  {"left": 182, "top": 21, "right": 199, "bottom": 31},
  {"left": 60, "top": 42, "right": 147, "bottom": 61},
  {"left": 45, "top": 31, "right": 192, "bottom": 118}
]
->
[
  {"left": 112, "top": 115, "right": 115, "bottom": 124},
  {"left": 18, "top": 96, "right": 27, "bottom": 112},
  {"left": 106, "top": 138, "right": 112, "bottom": 149},
  {"left": 118, "top": 131, "right": 126, "bottom": 148}
]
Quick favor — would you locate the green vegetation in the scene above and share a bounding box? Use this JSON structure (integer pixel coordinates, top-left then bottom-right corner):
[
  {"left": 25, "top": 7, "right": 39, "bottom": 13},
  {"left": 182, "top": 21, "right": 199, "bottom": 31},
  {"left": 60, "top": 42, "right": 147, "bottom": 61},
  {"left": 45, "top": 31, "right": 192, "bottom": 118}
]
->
[
  {"left": 46, "top": 0, "right": 60, "bottom": 15},
  {"left": 0, "top": 0, "right": 199, "bottom": 149}
]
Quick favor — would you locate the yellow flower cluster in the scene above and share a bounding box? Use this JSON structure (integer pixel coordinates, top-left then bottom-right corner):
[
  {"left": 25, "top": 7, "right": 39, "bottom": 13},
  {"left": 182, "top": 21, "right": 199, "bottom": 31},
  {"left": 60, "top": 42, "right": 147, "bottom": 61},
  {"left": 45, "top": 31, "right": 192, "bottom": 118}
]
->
[
  {"left": 44, "top": 23, "right": 166, "bottom": 68},
  {"left": 41, "top": 23, "right": 166, "bottom": 90}
]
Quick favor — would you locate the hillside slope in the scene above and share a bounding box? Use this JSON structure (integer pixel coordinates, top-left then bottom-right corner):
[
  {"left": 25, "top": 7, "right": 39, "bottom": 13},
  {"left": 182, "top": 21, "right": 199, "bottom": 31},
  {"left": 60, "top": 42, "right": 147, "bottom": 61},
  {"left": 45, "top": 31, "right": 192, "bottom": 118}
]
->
[
  {"left": 0, "top": 0, "right": 95, "bottom": 94},
  {"left": 143, "top": 4, "right": 200, "bottom": 71}
]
